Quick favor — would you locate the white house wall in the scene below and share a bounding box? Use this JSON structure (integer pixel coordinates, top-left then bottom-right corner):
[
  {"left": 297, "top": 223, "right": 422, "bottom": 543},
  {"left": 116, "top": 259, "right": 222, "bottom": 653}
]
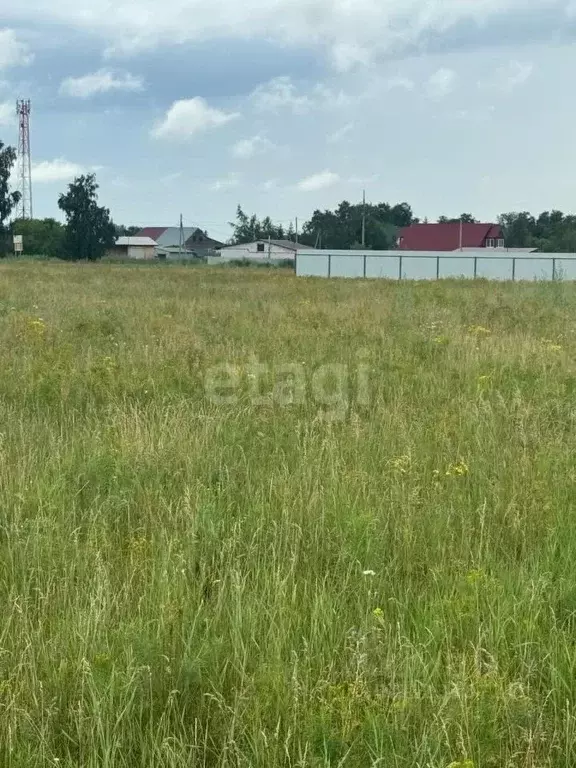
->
[
  {"left": 218, "top": 244, "right": 295, "bottom": 262},
  {"left": 128, "top": 245, "right": 156, "bottom": 260}
]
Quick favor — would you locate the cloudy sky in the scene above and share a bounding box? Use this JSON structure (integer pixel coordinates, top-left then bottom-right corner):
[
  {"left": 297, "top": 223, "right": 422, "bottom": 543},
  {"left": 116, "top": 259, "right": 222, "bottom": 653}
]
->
[{"left": 2, "top": 1, "right": 576, "bottom": 239}]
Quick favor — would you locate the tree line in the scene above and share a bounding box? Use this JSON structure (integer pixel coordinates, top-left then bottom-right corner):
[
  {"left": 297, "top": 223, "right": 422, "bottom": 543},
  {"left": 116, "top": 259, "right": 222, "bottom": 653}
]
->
[
  {"left": 1, "top": 140, "right": 116, "bottom": 260},
  {"left": 5, "top": 136, "right": 576, "bottom": 258},
  {"left": 231, "top": 205, "right": 576, "bottom": 253}
]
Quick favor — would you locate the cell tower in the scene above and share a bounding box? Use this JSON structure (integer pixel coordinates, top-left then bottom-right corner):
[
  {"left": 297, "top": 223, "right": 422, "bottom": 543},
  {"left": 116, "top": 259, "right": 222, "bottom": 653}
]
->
[{"left": 16, "top": 99, "right": 33, "bottom": 220}]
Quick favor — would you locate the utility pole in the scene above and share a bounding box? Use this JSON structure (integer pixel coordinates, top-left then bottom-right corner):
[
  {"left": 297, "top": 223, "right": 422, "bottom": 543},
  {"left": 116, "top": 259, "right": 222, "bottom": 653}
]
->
[
  {"left": 361, "top": 189, "right": 366, "bottom": 249},
  {"left": 459, "top": 217, "right": 463, "bottom": 251},
  {"left": 179, "top": 214, "right": 184, "bottom": 257},
  {"left": 16, "top": 100, "right": 33, "bottom": 219},
  {"left": 295, "top": 217, "right": 299, "bottom": 247}
]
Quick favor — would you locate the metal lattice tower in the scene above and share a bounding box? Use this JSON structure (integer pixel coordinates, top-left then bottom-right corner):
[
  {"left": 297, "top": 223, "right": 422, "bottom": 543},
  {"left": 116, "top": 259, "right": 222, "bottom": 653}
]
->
[{"left": 16, "top": 100, "right": 33, "bottom": 220}]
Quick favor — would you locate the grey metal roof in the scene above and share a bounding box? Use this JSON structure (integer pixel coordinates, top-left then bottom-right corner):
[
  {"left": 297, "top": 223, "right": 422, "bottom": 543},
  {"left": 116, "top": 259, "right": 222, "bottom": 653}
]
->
[
  {"left": 115, "top": 237, "right": 157, "bottom": 247},
  {"left": 155, "top": 228, "right": 205, "bottom": 246}
]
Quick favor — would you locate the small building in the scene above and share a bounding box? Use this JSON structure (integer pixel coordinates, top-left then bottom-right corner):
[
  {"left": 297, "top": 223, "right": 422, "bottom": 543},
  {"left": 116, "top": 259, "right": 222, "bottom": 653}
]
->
[
  {"left": 110, "top": 236, "right": 157, "bottom": 260},
  {"left": 214, "top": 239, "right": 313, "bottom": 264},
  {"left": 397, "top": 222, "right": 505, "bottom": 251},
  {"left": 185, "top": 229, "right": 223, "bottom": 258},
  {"left": 156, "top": 245, "right": 197, "bottom": 260},
  {"left": 136, "top": 226, "right": 223, "bottom": 258}
]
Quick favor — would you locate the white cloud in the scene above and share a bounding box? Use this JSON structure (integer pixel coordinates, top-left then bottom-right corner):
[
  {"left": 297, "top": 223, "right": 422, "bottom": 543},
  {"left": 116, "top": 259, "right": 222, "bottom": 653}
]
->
[
  {"left": 231, "top": 135, "right": 274, "bottom": 159},
  {"left": 59, "top": 68, "right": 144, "bottom": 98},
  {"left": 211, "top": 173, "right": 240, "bottom": 191},
  {"left": 0, "top": 101, "right": 14, "bottom": 127},
  {"left": 251, "top": 76, "right": 349, "bottom": 114},
  {"left": 0, "top": 29, "right": 33, "bottom": 70},
  {"left": 478, "top": 60, "right": 534, "bottom": 92},
  {"left": 160, "top": 171, "right": 182, "bottom": 185},
  {"left": 297, "top": 170, "right": 340, "bottom": 192},
  {"left": 347, "top": 173, "right": 379, "bottom": 186},
  {"left": 507, "top": 60, "right": 533, "bottom": 88},
  {"left": 327, "top": 122, "right": 354, "bottom": 143},
  {"left": 385, "top": 76, "right": 415, "bottom": 91},
  {"left": 32, "top": 158, "right": 86, "bottom": 183},
  {"left": 251, "top": 76, "right": 312, "bottom": 113},
  {"left": 500, "top": 60, "right": 534, "bottom": 91},
  {"left": 1, "top": 2, "right": 567, "bottom": 69},
  {"left": 110, "top": 175, "right": 132, "bottom": 188},
  {"left": 425, "top": 68, "right": 457, "bottom": 99},
  {"left": 331, "top": 41, "right": 371, "bottom": 72},
  {"left": 261, "top": 179, "right": 278, "bottom": 191},
  {"left": 152, "top": 97, "right": 239, "bottom": 140},
  {"left": 451, "top": 105, "right": 496, "bottom": 122}
]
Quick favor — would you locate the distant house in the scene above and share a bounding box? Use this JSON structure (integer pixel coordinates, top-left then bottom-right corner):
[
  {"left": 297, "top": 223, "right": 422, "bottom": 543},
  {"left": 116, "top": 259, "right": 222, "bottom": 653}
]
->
[
  {"left": 185, "top": 229, "right": 223, "bottom": 257},
  {"left": 110, "top": 236, "right": 157, "bottom": 260},
  {"left": 397, "top": 222, "right": 506, "bottom": 251},
  {"left": 215, "top": 239, "right": 313, "bottom": 264},
  {"left": 136, "top": 227, "right": 223, "bottom": 258}
]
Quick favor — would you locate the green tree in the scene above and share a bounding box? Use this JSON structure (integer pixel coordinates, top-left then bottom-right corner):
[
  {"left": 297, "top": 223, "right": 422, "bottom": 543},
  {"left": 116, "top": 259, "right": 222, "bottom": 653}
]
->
[
  {"left": 58, "top": 174, "right": 115, "bottom": 261},
  {"left": 0, "top": 141, "right": 21, "bottom": 254},
  {"left": 301, "top": 200, "right": 416, "bottom": 250},
  {"left": 438, "top": 213, "right": 477, "bottom": 224},
  {"left": 498, "top": 212, "right": 536, "bottom": 248},
  {"left": 229, "top": 206, "right": 285, "bottom": 244},
  {"left": 12, "top": 218, "right": 65, "bottom": 257},
  {"left": 115, "top": 224, "right": 141, "bottom": 237}
]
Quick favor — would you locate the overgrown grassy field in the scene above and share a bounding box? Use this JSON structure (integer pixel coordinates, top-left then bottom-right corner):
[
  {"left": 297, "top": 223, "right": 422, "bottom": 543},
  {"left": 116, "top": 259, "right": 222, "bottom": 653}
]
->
[{"left": 2, "top": 261, "right": 576, "bottom": 767}]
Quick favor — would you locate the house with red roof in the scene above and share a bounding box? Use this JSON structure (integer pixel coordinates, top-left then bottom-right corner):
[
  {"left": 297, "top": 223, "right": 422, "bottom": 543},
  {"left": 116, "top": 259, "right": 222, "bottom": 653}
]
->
[{"left": 397, "top": 222, "right": 505, "bottom": 251}]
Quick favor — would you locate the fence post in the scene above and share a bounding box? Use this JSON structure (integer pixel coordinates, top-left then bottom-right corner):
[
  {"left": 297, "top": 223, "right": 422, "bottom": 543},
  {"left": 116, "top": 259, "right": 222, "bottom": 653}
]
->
[
  {"left": 436, "top": 256, "right": 440, "bottom": 280},
  {"left": 553, "top": 258, "right": 557, "bottom": 281},
  {"left": 512, "top": 257, "right": 516, "bottom": 281},
  {"left": 398, "top": 255, "right": 403, "bottom": 281},
  {"left": 328, "top": 253, "right": 331, "bottom": 278},
  {"left": 363, "top": 254, "right": 367, "bottom": 279},
  {"left": 474, "top": 256, "right": 478, "bottom": 279}
]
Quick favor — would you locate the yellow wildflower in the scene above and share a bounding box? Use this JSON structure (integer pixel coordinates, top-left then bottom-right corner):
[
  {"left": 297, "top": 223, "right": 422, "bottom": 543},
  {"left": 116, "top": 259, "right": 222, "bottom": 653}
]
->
[
  {"left": 446, "top": 460, "right": 469, "bottom": 477},
  {"left": 372, "top": 607, "right": 384, "bottom": 619},
  {"left": 27, "top": 317, "right": 46, "bottom": 336},
  {"left": 468, "top": 325, "right": 491, "bottom": 336},
  {"left": 390, "top": 455, "right": 411, "bottom": 474},
  {"left": 466, "top": 569, "right": 485, "bottom": 586}
]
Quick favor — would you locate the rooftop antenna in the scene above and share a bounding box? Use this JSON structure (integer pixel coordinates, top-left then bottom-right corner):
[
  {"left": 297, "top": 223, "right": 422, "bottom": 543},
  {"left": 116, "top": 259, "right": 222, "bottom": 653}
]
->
[{"left": 16, "top": 100, "right": 33, "bottom": 219}]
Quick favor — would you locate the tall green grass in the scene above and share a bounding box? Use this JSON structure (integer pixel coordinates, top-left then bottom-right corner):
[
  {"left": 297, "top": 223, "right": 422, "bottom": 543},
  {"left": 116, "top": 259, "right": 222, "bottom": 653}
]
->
[{"left": 1, "top": 261, "right": 576, "bottom": 766}]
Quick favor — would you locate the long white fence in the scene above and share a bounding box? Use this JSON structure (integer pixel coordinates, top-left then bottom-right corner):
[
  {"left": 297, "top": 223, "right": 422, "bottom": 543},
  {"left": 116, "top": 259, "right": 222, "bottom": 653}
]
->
[{"left": 296, "top": 250, "right": 576, "bottom": 281}]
